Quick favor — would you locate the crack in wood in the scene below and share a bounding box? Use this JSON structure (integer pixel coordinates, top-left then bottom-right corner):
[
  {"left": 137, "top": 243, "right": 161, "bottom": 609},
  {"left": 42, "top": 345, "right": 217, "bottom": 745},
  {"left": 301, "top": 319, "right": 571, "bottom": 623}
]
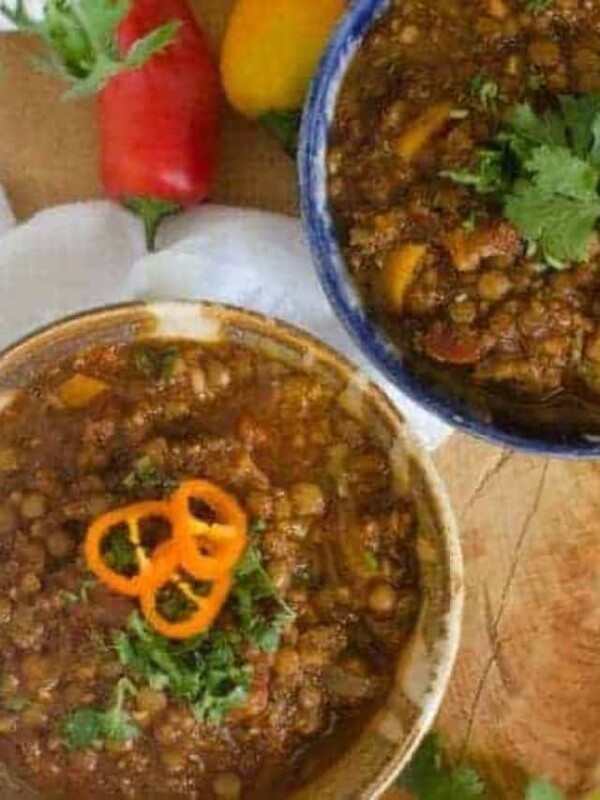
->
[
  {"left": 459, "top": 461, "right": 550, "bottom": 759},
  {"left": 460, "top": 447, "right": 513, "bottom": 519}
]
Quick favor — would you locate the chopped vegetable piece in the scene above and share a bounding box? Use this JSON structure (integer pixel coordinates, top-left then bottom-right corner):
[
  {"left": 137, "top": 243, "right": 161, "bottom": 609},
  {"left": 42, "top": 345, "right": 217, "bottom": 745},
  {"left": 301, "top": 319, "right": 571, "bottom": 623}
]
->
[
  {"left": 58, "top": 374, "right": 108, "bottom": 409},
  {"left": 396, "top": 103, "right": 453, "bottom": 161},
  {"left": 524, "top": 0, "right": 554, "bottom": 12},
  {"left": 381, "top": 244, "right": 428, "bottom": 310}
]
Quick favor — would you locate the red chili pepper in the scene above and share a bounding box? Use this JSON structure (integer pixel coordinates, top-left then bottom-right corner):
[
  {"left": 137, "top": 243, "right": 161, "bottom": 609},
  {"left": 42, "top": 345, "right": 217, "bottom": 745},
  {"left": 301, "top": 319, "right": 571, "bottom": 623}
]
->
[
  {"left": 0, "top": 0, "right": 222, "bottom": 252},
  {"left": 101, "top": 0, "right": 222, "bottom": 250}
]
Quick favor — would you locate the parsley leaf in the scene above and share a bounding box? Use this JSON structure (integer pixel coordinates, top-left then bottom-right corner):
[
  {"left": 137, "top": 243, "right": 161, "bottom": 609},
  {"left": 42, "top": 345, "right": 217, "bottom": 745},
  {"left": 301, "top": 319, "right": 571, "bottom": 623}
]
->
[
  {"left": 397, "top": 735, "right": 486, "bottom": 799},
  {"left": 63, "top": 678, "right": 139, "bottom": 750}
]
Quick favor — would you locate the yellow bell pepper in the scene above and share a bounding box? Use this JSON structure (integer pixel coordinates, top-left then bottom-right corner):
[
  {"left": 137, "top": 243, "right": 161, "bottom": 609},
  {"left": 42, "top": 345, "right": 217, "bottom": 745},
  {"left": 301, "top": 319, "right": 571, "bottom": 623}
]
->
[{"left": 221, "top": 0, "right": 345, "bottom": 146}]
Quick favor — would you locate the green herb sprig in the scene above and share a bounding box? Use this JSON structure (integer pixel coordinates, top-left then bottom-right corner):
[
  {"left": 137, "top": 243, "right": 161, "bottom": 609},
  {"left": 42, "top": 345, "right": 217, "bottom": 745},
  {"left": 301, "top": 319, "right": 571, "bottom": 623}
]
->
[
  {"left": 115, "top": 545, "right": 296, "bottom": 724},
  {"left": 469, "top": 72, "right": 501, "bottom": 110},
  {"left": 115, "top": 613, "right": 252, "bottom": 725},
  {"left": 398, "top": 735, "right": 569, "bottom": 799},
  {"left": 443, "top": 94, "right": 600, "bottom": 266},
  {"left": 524, "top": 0, "right": 554, "bottom": 13},
  {"left": 63, "top": 677, "right": 139, "bottom": 750},
  {"left": 0, "top": 0, "right": 179, "bottom": 98}
]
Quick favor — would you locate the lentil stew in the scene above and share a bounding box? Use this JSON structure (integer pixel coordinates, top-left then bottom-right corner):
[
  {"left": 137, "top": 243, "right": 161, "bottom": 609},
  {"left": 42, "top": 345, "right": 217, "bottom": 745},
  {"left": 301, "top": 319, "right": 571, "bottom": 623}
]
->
[
  {"left": 0, "top": 332, "right": 422, "bottom": 799},
  {"left": 329, "top": 0, "right": 600, "bottom": 441}
]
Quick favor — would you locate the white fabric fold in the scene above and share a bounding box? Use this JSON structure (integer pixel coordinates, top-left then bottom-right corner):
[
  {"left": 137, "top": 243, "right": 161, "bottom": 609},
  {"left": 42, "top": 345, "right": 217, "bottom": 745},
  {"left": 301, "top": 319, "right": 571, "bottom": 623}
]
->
[{"left": 0, "top": 192, "right": 452, "bottom": 451}]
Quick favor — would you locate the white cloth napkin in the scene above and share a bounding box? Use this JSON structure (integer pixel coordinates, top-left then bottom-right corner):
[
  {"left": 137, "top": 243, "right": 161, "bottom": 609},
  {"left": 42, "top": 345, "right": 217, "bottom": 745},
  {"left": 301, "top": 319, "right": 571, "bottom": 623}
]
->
[{"left": 0, "top": 186, "right": 451, "bottom": 450}]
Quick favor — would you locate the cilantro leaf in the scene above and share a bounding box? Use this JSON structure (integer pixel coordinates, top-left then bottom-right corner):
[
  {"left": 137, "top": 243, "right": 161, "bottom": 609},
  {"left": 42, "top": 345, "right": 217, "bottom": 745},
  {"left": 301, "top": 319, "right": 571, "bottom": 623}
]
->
[
  {"left": 505, "top": 185, "right": 600, "bottom": 264},
  {"left": 122, "top": 455, "right": 178, "bottom": 494},
  {"left": 114, "top": 545, "right": 295, "bottom": 722},
  {"left": 524, "top": 145, "right": 599, "bottom": 200},
  {"left": 397, "top": 735, "right": 486, "bottom": 799},
  {"left": 469, "top": 72, "right": 501, "bottom": 110},
  {"left": 559, "top": 94, "right": 600, "bottom": 164},
  {"left": 233, "top": 545, "right": 296, "bottom": 653},
  {"left": 133, "top": 344, "right": 180, "bottom": 382},
  {"left": 523, "top": 0, "right": 554, "bottom": 12},
  {"left": 116, "top": 613, "right": 252, "bottom": 725},
  {"left": 444, "top": 96, "right": 600, "bottom": 265},
  {"left": 526, "top": 778, "right": 564, "bottom": 800},
  {"left": 441, "top": 148, "right": 507, "bottom": 195},
  {"left": 63, "top": 678, "right": 139, "bottom": 750}
]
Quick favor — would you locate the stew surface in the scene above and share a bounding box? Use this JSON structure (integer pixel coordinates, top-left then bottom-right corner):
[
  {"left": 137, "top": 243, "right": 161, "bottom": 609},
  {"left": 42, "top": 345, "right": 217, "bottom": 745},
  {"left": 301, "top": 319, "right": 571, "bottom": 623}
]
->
[
  {"left": 0, "top": 338, "right": 419, "bottom": 799},
  {"left": 329, "top": 0, "right": 600, "bottom": 440}
]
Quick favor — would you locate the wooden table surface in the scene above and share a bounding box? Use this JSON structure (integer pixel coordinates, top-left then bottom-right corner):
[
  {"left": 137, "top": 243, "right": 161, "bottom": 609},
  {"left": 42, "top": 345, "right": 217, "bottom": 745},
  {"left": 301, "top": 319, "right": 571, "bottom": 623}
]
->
[{"left": 0, "top": 2, "right": 598, "bottom": 797}]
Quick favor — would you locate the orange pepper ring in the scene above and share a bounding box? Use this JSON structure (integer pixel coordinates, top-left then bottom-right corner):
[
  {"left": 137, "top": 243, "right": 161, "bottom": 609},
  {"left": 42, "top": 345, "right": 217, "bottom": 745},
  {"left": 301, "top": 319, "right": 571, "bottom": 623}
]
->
[
  {"left": 84, "top": 501, "right": 179, "bottom": 597},
  {"left": 140, "top": 548, "right": 233, "bottom": 640},
  {"left": 171, "top": 480, "right": 248, "bottom": 580}
]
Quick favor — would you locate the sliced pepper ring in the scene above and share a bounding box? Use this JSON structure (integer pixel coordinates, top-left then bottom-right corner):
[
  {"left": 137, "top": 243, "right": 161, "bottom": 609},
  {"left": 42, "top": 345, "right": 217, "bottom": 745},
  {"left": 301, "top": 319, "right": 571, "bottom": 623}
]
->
[
  {"left": 84, "top": 501, "right": 179, "bottom": 597},
  {"left": 171, "top": 480, "right": 248, "bottom": 580},
  {"left": 140, "top": 545, "right": 233, "bottom": 640}
]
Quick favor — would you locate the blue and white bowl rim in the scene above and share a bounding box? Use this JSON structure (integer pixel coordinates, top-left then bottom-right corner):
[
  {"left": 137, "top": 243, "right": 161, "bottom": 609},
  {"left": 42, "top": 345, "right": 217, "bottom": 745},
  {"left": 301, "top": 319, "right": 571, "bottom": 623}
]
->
[{"left": 298, "top": 0, "right": 600, "bottom": 459}]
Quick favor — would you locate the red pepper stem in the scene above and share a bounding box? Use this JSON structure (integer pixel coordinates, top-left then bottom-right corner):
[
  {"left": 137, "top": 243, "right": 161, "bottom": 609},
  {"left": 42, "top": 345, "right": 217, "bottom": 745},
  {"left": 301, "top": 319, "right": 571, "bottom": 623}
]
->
[{"left": 125, "top": 197, "right": 182, "bottom": 252}]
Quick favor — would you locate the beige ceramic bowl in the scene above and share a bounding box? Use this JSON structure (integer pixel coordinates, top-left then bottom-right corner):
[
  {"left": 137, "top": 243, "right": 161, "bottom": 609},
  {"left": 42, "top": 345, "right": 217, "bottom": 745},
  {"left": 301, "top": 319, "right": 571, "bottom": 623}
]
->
[{"left": 0, "top": 301, "right": 463, "bottom": 800}]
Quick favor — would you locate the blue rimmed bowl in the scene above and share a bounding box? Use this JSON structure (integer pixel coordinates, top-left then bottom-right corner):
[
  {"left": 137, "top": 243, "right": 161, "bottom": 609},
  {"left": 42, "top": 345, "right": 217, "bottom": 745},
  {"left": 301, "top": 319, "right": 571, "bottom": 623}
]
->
[{"left": 298, "top": 0, "right": 600, "bottom": 458}]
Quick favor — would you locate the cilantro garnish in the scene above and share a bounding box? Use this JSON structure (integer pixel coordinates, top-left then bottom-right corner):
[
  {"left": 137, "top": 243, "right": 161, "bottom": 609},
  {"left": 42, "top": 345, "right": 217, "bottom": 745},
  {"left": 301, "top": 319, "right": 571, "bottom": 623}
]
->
[
  {"left": 398, "top": 735, "right": 486, "bottom": 799},
  {"left": 102, "top": 526, "right": 137, "bottom": 573},
  {"left": 115, "top": 613, "right": 252, "bottom": 725},
  {"left": 443, "top": 94, "right": 600, "bottom": 266},
  {"left": 524, "top": 0, "right": 554, "bottom": 12},
  {"left": 63, "top": 678, "right": 139, "bottom": 750},
  {"left": 114, "top": 545, "right": 295, "bottom": 723},
  {"left": 397, "top": 736, "right": 567, "bottom": 799},
  {"left": 363, "top": 550, "right": 379, "bottom": 574},
  {"left": 62, "top": 574, "right": 96, "bottom": 607},
  {"left": 233, "top": 545, "right": 296, "bottom": 653},
  {"left": 526, "top": 779, "right": 564, "bottom": 800},
  {"left": 133, "top": 344, "right": 180, "bottom": 382},
  {"left": 469, "top": 72, "right": 501, "bottom": 110},
  {"left": 122, "top": 455, "right": 178, "bottom": 494}
]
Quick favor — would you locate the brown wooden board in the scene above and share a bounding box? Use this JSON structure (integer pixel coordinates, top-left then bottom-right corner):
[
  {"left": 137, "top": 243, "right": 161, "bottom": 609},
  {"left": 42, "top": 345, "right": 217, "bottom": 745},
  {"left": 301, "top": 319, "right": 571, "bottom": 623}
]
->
[{"left": 0, "top": 2, "right": 598, "bottom": 798}]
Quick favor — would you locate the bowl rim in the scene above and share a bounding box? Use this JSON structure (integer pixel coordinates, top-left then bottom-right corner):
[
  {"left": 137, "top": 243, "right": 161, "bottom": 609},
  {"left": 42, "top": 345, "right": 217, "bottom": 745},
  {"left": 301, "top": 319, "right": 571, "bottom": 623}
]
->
[
  {"left": 297, "top": 0, "right": 600, "bottom": 460},
  {"left": 0, "top": 299, "right": 463, "bottom": 798}
]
